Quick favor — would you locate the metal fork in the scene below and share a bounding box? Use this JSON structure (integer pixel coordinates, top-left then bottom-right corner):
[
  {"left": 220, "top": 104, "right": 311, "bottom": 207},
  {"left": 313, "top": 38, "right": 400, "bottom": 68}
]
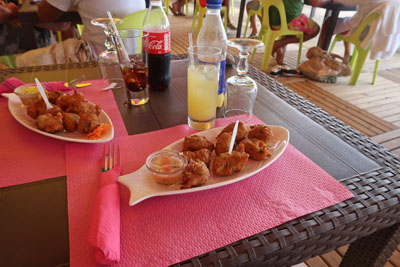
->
[{"left": 102, "top": 144, "right": 121, "bottom": 172}]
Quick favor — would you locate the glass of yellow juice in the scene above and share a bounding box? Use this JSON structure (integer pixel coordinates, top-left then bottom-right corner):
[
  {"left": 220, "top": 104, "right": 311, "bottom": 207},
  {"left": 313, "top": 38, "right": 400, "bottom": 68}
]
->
[{"left": 187, "top": 46, "right": 221, "bottom": 130}]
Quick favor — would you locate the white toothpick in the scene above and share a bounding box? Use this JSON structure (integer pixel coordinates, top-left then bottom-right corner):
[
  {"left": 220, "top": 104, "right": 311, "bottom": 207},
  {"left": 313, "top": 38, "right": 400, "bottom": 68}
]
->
[{"left": 228, "top": 120, "right": 239, "bottom": 154}]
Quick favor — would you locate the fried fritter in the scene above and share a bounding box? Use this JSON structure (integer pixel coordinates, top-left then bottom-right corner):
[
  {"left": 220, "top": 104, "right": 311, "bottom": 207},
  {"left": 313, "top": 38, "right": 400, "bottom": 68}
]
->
[
  {"left": 248, "top": 124, "right": 273, "bottom": 143},
  {"left": 66, "top": 100, "right": 101, "bottom": 116},
  {"left": 183, "top": 148, "right": 212, "bottom": 167},
  {"left": 55, "top": 91, "right": 85, "bottom": 111},
  {"left": 183, "top": 135, "right": 214, "bottom": 152},
  {"left": 47, "top": 90, "right": 63, "bottom": 104},
  {"left": 27, "top": 98, "right": 47, "bottom": 119},
  {"left": 240, "top": 138, "right": 271, "bottom": 161},
  {"left": 181, "top": 159, "right": 210, "bottom": 189},
  {"left": 63, "top": 112, "right": 80, "bottom": 132},
  {"left": 77, "top": 113, "right": 99, "bottom": 134},
  {"left": 215, "top": 132, "right": 232, "bottom": 155},
  {"left": 36, "top": 112, "right": 64, "bottom": 133},
  {"left": 219, "top": 121, "right": 247, "bottom": 143},
  {"left": 212, "top": 144, "right": 249, "bottom": 176}
]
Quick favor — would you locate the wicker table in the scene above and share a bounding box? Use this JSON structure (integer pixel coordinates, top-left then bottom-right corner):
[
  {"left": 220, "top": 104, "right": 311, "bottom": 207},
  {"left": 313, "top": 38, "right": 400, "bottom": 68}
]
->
[{"left": 0, "top": 56, "right": 399, "bottom": 266}]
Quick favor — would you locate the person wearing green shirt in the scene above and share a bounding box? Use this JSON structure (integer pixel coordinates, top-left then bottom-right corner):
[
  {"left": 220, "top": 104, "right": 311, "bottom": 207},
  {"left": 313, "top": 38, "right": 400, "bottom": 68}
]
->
[{"left": 265, "top": 0, "right": 320, "bottom": 66}]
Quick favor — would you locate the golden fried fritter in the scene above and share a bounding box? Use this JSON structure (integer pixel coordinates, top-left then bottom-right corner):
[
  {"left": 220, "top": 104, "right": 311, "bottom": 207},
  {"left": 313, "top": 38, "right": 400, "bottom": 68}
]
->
[
  {"left": 248, "top": 124, "right": 272, "bottom": 143},
  {"left": 77, "top": 113, "right": 99, "bottom": 134},
  {"left": 181, "top": 159, "right": 210, "bottom": 189},
  {"left": 66, "top": 100, "right": 101, "bottom": 116},
  {"left": 219, "top": 121, "right": 247, "bottom": 143},
  {"left": 36, "top": 112, "right": 64, "bottom": 133},
  {"left": 183, "top": 148, "right": 212, "bottom": 167},
  {"left": 47, "top": 90, "right": 63, "bottom": 104},
  {"left": 212, "top": 144, "right": 249, "bottom": 176},
  {"left": 27, "top": 98, "right": 47, "bottom": 119},
  {"left": 215, "top": 132, "right": 232, "bottom": 155},
  {"left": 183, "top": 135, "right": 214, "bottom": 152},
  {"left": 63, "top": 112, "right": 80, "bottom": 132},
  {"left": 55, "top": 91, "right": 85, "bottom": 111},
  {"left": 240, "top": 138, "right": 271, "bottom": 161}
]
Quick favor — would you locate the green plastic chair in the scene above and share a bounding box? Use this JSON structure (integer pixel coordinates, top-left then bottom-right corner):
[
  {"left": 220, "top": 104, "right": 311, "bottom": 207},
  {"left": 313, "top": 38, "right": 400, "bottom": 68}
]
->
[
  {"left": 191, "top": 0, "right": 227, "bottom": 35},
  {"left": 117, "top": 9, "right": 148, "bottom": 30},
  {"left": 244, "top": 4, "right": 262, "bottom": 37},
  {"left": 0, "top": 54, "right": 17, "bottom": 68},
  {"left": 329, "top": 12, "right": 381, "bottom": 85},
  {"left": 250, "top": 0, "right": 303, "bottom": 71}
]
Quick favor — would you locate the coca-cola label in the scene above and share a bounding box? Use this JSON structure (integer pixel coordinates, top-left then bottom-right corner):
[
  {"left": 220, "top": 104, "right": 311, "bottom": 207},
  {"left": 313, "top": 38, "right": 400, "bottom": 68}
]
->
[{"left": 144, "top": 31, "right": 170, "bottom": 55}]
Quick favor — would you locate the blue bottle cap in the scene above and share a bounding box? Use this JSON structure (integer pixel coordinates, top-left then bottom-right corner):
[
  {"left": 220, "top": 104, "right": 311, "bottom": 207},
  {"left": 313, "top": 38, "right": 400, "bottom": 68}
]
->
[{"left": 206, "top": 0, "right": 222, "bottom": 9}]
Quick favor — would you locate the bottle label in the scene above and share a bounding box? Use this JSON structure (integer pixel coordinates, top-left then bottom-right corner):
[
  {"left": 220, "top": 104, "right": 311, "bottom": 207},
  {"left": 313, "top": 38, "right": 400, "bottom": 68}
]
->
[
  {"left": 218, "top": 59, "right": 226, "bottom": 95},
  {"left": 144, "top": 31, "right": 171, "bottom": 55}
]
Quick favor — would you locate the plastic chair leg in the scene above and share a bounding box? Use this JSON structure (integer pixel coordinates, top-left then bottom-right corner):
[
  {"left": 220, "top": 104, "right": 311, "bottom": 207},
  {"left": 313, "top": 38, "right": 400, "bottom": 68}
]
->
[
  {"left": 297, "top": 34, "right": 303, "bottom": 66},
  {"left": 244, "top": 15, "right": 252, "bottom": 37},
  {"left": 372, "top": 60, "right": 380, "bottom": 85},
  {"left": 164, "top": 0, "right": 170, "bottom": 14},
  {"left": 349, "top": 49, "right": 368, "bottom": 85},
  {"left": 261, "top": 33, "right": 274, "bottom": 72},
  {"left": 349, "top": 47, "right": 358, "bottom": 70},
  {"left": 192, "top": 5, "right": 198, "bottom": 34},
  {"left": 329, "top": 37, "right": 338, "bottom": 54},
  {"left": 196, "top": 7, "right": 206, "bottom": 35}
]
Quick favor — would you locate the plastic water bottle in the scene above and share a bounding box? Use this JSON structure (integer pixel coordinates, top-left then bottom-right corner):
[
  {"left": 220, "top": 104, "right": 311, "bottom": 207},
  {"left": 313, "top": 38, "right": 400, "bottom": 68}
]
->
[{"left": 197, "top": 0, "right": 227, "bottom": 107}]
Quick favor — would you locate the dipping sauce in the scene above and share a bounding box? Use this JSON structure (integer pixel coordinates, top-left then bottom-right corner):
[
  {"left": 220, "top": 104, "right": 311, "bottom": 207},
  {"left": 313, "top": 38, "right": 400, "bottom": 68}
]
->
[
  {"left": 146, "top": 150, "right": 187, "bottom": 186},
  {"left": 14, "top": 85, "right": 39, "bottom": 105},
  {"left": 16, "top": 85, "right": 38, "bottom": 94}
]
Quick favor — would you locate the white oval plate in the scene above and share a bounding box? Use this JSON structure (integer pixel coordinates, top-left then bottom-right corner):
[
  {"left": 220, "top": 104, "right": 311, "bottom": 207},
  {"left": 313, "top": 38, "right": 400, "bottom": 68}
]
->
[
  {"left": 119, "top": 125, "right": 289, "bottom": 206},
  {"left": 3, "top": 93, "right": 114, "bottom": 143}
]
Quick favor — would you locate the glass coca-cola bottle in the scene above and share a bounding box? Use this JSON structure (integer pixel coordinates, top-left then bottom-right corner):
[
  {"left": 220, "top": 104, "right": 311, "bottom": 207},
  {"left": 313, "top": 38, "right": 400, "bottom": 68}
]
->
[{"left": 143, "top": 0, "right": 171, "bottom": 91}]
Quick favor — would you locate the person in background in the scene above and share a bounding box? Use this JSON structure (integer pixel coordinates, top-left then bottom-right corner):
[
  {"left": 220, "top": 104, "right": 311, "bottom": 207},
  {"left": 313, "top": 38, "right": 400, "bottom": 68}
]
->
[
  {"left": 246, "top": 0, "right": 262, "bottom": 38},
  {"left": 0, "top": 1, "right": 53, "bottom": 56},
  {"left": 268, "top": 0, "right": 319, "bottom": 66},
  {"left": 170, "top": 0, "right": 187, "bottom": 16},
  {"left": 37, "top": 0, "right": 146, "bottom": 57},
  {"left": 310, "top": 0, "right": 395, "bottom": 60},
  {"left": 223, "top": 0, "right": 236, "bottom": 30}
]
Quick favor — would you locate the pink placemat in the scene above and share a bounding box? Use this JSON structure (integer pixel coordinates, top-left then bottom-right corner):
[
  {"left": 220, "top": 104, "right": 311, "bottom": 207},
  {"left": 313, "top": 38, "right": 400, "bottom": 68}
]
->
[
  {"left": 66, "top": 116, "right": 354, "bottom": 267},
  {"left": 0, "top": 80, "right": 127, "bottom": 188}
]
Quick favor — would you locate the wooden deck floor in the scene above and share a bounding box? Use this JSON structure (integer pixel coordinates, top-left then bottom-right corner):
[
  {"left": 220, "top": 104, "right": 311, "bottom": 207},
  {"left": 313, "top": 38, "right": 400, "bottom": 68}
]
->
[{"left": 168, "top": 11, "right": 400, "bottom": 266}]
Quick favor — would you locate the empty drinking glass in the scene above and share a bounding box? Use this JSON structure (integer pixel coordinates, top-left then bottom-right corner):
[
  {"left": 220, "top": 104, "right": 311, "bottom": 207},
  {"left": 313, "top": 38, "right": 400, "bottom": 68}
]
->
[{"left": 224, "top": 38, "right": 264, "bottom": 122}]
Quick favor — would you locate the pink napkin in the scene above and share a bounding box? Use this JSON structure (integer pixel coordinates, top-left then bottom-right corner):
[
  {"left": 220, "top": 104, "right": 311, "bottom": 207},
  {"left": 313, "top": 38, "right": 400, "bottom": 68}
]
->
[
  {"left": 88, "top": 166, "right": 121, "bottom": 265},
  {"left": 0, "top": 77, "right": 71, "bottom": 94}
]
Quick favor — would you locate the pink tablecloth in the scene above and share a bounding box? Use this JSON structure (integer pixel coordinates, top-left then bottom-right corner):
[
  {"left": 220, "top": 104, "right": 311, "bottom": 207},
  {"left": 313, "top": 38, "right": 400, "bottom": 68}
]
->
[
  {"left": 66, "top": 116, "right": 354, "bottom": 267},
  {"left": 0, "top": 80, "right": 127, "bottom": 188}
]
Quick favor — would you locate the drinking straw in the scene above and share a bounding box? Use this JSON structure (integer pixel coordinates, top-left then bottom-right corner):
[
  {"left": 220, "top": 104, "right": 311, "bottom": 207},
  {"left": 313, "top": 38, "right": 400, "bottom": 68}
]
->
[
  {"left": 188, "top": 32, "right": 193, "bottom": 48},
  {"left": 228, "top": 120, "right": 239, "bottom": 154},
  {"left": 107, "top": 11, "right": 130, "bottom": 63}
]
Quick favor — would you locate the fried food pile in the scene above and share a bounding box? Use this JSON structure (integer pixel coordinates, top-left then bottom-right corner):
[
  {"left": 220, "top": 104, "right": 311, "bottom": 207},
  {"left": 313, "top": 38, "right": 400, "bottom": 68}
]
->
[
  {"left": 26, "top": 89, "right": 109, "bottom": 139},
  {"left": 176, "top": 121, "right": 273, "bottom": 189}
]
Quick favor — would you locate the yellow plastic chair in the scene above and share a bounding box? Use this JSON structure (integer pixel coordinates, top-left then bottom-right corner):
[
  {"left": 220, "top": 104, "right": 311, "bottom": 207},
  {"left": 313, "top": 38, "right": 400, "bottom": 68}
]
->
[
  {"left": 244, "top": 4, "right": 262, "bottom": 37},
  {"left": 0, "top": 54, "right": 17, "bottom": 68},
  {"left": 117, "top": 9, "right": 148, "bottom": 30},
  {"left": 250, "top": 0, "right": 303, "bottom": 72},
  {"left": 191, "top": 0, "right": 227, "bottom": 35},
  {"left": 329, "top": 12, "right": 381, "bottom": 85}
]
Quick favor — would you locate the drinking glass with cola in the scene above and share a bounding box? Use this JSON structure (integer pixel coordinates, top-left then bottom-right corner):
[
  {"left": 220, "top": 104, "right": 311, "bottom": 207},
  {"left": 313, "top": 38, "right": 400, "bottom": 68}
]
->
[{"left": 113, "top": 29, "right": 150, "bottom": 106}]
